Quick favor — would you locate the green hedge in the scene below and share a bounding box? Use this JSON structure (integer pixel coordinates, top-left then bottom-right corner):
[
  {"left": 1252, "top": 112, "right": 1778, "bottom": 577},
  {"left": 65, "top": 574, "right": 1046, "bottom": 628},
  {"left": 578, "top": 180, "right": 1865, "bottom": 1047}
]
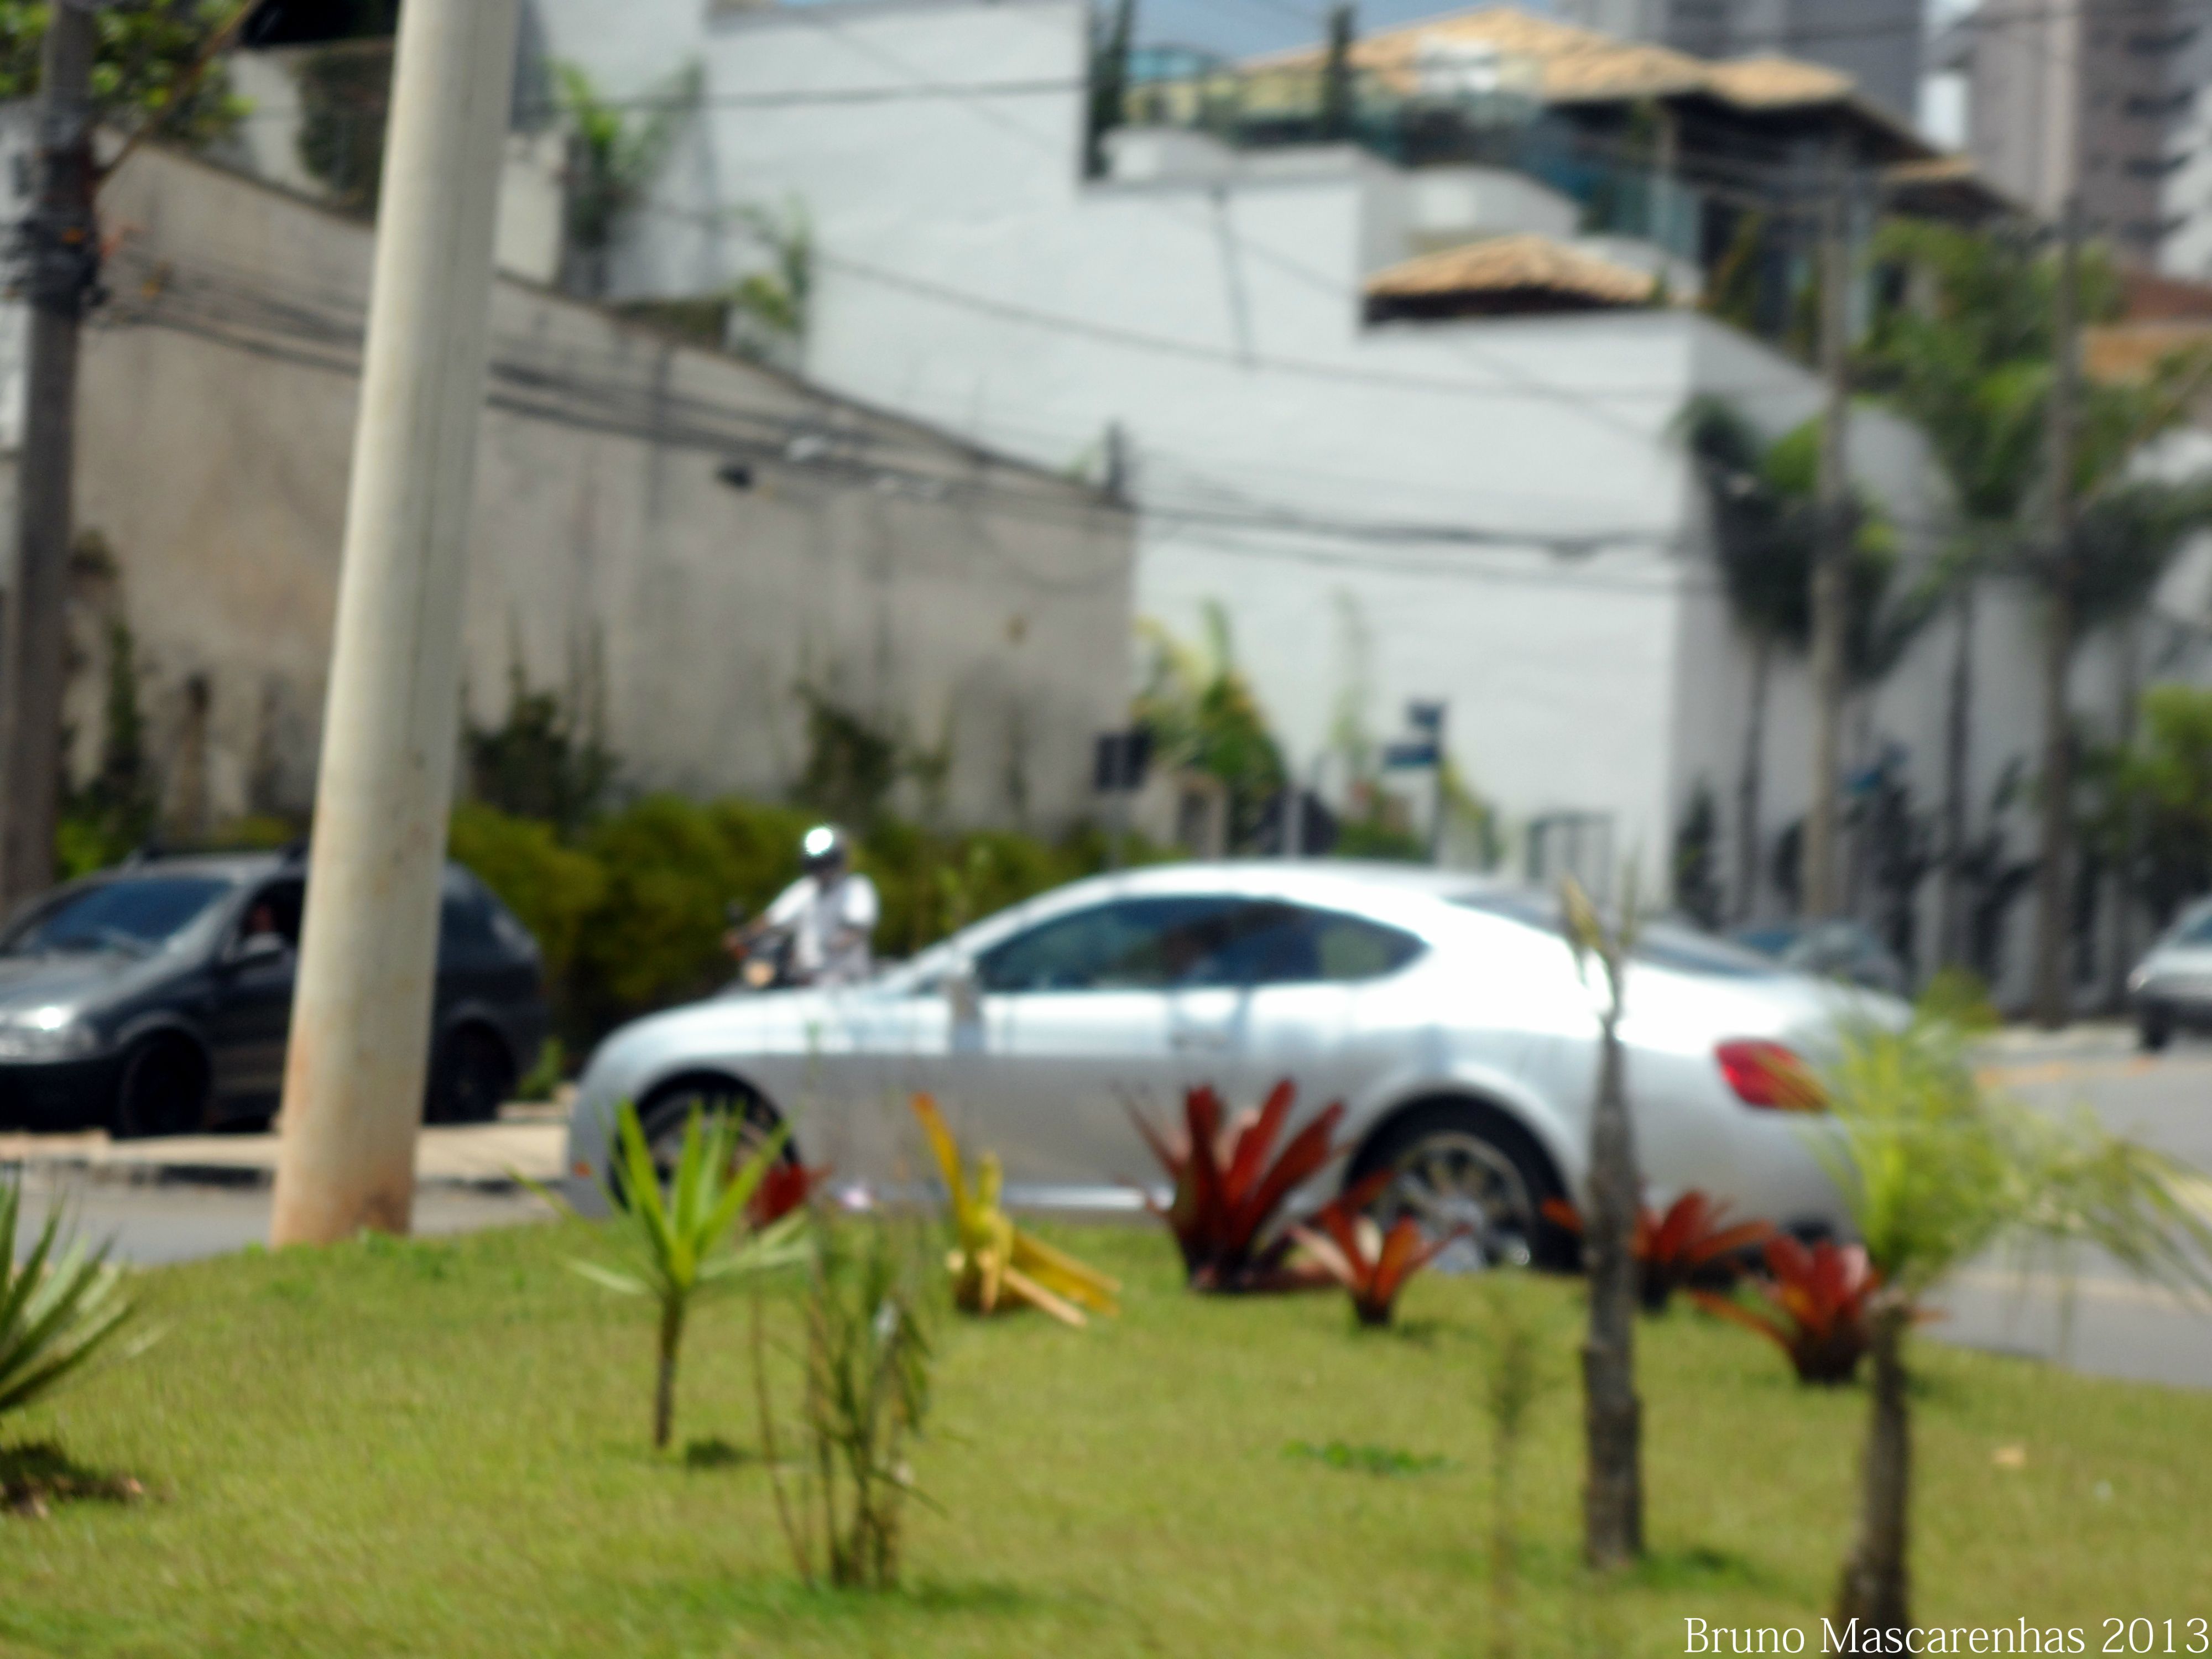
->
[{"left": 449, "top": 797, "right": 1158, "bottom": 1053}]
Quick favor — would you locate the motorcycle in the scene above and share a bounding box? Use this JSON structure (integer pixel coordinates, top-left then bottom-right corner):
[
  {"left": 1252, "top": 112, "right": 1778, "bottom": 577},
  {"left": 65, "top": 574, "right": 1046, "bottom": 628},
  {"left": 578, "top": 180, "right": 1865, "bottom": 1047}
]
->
[{"left": 722, "top": 901, "right": 798, "bottom": 992}]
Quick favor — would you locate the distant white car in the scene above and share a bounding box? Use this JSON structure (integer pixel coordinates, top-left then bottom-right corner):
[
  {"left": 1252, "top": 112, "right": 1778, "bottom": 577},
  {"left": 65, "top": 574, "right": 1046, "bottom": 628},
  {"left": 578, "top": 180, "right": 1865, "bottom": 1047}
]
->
[
  {"left": 2128, "top": 898, "right": 2212, "bottom": 1050},
  {"left": 566, "top": 862, "right": 1893, "bottom": 1266}
]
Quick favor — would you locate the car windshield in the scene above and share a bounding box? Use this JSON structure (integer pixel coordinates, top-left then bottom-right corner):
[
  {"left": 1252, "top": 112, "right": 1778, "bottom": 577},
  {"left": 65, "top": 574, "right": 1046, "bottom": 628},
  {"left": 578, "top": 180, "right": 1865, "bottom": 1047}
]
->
[
  {"left": 3, "top": 877, "right": 233, "bottom": 957},
  {"left": 2174, "top": 909, "right": 2212, "bottom": 946},
  {"left": 1452, "top": 891, "right": 1782, "bottom": 979}
]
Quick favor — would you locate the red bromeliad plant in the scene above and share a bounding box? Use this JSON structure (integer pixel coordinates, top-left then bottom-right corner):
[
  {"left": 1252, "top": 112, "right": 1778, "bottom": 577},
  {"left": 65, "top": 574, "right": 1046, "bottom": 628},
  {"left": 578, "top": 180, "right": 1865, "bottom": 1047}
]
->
[
  {"left": 1131, "top": 1079, "right": 1347, "bottom": 1292},
  {"left": 745, "top": 1160, "right": 829, "bottom": 1230},
  {"left": 1692, "top": 1235, "right": 1881, "bottom": 1385},
  {"left": 1543, "top": 1190, "right": 1775, "bottom": 1312},
  {"left": 1293, "top": 1170, "right": 1460, "bottom": 1326}
]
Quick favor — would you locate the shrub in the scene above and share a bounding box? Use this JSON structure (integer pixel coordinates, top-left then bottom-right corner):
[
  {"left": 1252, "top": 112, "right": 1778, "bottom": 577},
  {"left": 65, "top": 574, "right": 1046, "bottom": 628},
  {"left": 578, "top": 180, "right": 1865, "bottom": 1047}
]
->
[
  {"left": 1916, "top": 965, "right": 2002, "bottom": 1032},
  {"left": 447, "top": 796, "right": 1139, "bottom": 1051},
  {"left": 763, "top": 1215, "right": 937, "bottom": 1591},
  {"left": 1131, "top": 1080, "right": 1345, "bottom": 1292},
  {"left": 1692, "top": 1235, "right": 1880, "bottom": 1385},
  {"left": 448, "top": 802, "right": 607, "bottom": 997},
  {"left": 1541, "top": 1191, "right": 1773, "bottom": 1312},
  {"left": 2, "top": 1173, "right": 138, "bottom": 1427},
  {"left": 1294, "top": 1169, "right": 1458, "bottom": 1327},
  {"left": 911, "top": 1093, "right": 1119, "bottom": 1325}
]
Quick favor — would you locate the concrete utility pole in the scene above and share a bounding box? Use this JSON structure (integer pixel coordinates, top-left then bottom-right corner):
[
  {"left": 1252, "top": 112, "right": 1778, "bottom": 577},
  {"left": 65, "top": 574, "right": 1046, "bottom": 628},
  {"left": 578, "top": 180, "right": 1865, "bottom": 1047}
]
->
[
  {"left": 0, "top": 2, "right": 98, "bottom": 912},
  {"left": 2030, "top": 194, "right": 2084, "bottom": 1031},
  {"left": 270, "top": 0, "right": 519, "bottom": 1246},
  {"left": 1800, "top": 145, "right": 1853, "bottom": 920}
]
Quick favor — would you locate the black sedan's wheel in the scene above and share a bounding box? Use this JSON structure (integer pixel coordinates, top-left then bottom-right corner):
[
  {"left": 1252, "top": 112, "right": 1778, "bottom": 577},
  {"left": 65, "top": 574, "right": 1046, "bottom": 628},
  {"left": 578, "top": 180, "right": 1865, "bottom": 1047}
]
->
[
  {"left": 426, "top": 1026, "right": 514, "bottom": 1125},
  {"left": 1351, "top": 1101, "right": 1569, "bottom": 1273},
  {"left": 112, "top": 1034, "right": 210, "bottom": 1140}
]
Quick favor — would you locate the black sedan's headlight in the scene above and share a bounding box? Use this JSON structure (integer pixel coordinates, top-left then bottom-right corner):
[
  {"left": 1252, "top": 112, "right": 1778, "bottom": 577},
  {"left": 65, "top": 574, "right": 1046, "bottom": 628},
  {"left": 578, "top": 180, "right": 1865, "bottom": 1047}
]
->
[{"left": 0, "top": 1007, "right": 101, "bottom": 1062}]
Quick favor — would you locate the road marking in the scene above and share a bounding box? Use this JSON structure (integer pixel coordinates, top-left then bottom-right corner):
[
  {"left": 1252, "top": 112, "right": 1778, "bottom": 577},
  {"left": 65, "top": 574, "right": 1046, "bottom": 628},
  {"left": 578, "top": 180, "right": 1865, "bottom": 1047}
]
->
[
  {"left": 1976, "top": 1054, "right": 2212, "bottom": 1088},
  {"left": 1944, "top": 1267, "right": 2211, "bottom": 1312}
]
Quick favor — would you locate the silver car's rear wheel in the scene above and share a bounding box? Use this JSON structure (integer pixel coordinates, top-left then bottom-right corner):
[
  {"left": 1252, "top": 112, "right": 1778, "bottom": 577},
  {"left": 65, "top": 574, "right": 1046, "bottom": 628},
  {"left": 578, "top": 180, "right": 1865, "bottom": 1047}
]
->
[{"left": 1352, "top": 1102, "right": 1564, "bottom": 1273}]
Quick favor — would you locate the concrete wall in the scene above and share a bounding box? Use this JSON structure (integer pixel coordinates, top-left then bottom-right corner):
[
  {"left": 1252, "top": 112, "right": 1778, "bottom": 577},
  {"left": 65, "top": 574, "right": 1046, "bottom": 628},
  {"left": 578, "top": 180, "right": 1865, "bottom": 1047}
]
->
[{"left": 21, "top": 142, "right": 1133, "bottom": 839}]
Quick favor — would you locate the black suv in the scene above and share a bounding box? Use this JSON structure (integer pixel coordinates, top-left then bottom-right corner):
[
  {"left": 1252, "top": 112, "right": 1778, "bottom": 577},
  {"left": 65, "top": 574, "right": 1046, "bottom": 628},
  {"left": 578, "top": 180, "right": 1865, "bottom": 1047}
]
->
[{"left": 0, "top": 852, "right": 549, "bottom": 1138}]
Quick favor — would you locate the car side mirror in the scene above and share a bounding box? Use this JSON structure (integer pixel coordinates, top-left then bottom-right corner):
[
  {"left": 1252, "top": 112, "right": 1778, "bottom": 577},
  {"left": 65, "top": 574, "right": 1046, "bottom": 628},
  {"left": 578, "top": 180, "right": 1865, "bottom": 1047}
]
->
[
  {"left": 944, "top": 959, "right": 982, "bottom": 1025},
  {"left": 231, "top": 932, "right": 289, "bottom": 969}
]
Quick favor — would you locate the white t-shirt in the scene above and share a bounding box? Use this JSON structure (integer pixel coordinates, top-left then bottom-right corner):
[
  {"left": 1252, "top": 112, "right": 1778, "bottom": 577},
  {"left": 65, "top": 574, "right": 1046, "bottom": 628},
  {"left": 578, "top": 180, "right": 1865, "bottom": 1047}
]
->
[{"left": 763, "top": 870, "right": 881, "bottom": 985}]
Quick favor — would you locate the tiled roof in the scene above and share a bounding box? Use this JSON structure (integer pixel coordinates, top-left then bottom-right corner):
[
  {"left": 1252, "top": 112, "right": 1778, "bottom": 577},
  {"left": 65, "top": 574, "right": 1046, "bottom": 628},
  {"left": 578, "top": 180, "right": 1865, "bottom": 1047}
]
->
[{"left": 1364, "top": 233, "right": 1658, "bottom": 307}]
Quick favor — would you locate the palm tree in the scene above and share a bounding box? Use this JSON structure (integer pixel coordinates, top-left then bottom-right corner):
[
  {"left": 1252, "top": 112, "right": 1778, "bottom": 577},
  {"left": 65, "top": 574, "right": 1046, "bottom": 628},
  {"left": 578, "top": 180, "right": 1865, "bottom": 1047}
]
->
[
  {"left": 1860, "top": 222, "right": 2066, "bottom": 971},
  {"left": 2072, "top": 477, "right": 2212, "bottom": 997},
  {"left": 1863, "top": 222, "right": 2209, "bottom": 1006},
  {"left": 1818, "top": 1019, "right": 2212, "bottom": 1637},
  {"left": 1680, "top": 400, "right": 1914, "bottom": 925},
  {"left": 1682, "top": 398, "right": 1815, "bottom": 924},
  {"left": 554, "top": 60, "right": 702, "bottom": 299},
  {"left": 1134, "top": 603, "right": 1288, "bottom": 852}
]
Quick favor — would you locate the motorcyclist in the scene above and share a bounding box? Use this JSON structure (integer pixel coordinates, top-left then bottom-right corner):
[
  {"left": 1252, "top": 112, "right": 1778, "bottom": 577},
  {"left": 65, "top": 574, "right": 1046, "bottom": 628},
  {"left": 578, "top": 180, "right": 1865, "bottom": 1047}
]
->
[{"left": 727, "top": 824, "right": 880, "bottom": 988}]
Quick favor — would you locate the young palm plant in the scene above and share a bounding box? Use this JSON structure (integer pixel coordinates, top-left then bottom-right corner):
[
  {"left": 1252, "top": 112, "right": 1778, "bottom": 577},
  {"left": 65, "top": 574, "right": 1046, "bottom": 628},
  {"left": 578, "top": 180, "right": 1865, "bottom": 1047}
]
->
[
  {"left": 546, "top": 1102, "right": 808, "bottom": 1450},
  {"left": 1, "top": 1172, "right": 136, "bottom": 1429},
  {"left": 1560, "top": 869, "right": 1645, "bottom": 1569},
  {"left": 1818, "top": 1020, "right": 2212, "bottom": 1639},
  {"left": 774, "top": 1214, "right": 936, "bottom": 1591}
]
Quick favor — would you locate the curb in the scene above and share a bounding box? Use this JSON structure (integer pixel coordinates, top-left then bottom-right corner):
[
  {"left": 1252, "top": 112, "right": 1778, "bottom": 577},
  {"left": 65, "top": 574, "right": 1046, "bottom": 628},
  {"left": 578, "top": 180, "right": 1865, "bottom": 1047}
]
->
[{"left": 0, "top": 1155, "right": 545, "bottom": 1195}]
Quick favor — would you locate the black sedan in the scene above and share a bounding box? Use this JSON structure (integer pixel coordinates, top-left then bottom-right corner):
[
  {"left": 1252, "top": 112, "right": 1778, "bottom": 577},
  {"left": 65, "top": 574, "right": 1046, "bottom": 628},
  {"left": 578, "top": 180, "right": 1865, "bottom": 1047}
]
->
[{"left": 0, "top": 851, "right": 549, "bottom": 1138}]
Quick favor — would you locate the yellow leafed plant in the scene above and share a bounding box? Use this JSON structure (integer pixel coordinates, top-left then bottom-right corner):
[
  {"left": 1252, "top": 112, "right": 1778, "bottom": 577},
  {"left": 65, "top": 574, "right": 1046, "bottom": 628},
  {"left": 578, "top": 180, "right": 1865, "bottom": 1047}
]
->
[{"left": 910, "top": 1093, "right": 1119, "bottom": 1327}]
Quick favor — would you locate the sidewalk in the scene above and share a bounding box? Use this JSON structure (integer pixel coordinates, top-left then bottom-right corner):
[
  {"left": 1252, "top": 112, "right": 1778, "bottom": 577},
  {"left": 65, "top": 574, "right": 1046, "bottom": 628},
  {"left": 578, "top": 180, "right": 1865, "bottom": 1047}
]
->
[{"left": 0, "top": 1105, "right": 567, "bottom": 1193}]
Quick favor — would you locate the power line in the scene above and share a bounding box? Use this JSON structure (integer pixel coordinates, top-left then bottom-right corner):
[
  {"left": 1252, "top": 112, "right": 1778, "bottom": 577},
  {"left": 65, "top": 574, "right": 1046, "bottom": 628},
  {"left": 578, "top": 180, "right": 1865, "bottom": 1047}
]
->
[{"left": 104, "top": 239, "right": 1765, "bottom": 581}]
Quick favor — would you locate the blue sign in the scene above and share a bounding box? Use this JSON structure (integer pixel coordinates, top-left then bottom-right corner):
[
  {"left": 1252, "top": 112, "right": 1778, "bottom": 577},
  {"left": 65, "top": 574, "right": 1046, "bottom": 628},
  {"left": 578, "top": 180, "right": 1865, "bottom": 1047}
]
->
[
  {"left": 1382, "top": 741, "right": 1439, "bottom": 770},
  {"left": 1405, "top": 701, "right": 1446, "bottom": 735}
]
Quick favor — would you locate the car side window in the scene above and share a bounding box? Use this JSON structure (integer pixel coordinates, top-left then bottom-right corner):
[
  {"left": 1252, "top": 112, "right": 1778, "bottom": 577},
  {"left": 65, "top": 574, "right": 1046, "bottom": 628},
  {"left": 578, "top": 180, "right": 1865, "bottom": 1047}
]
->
[
  {"left": 1306, "top": 908, "right": 1425, "bottom": 982},
  {"left": 978, "top": 896, "right": 1245, "bottom": 993},
  {"left": 977, "top": 898, "right": 1422, "bottom": 992},
  {"left": 238, "top": 880, "right": 305, "bottom": 949}
]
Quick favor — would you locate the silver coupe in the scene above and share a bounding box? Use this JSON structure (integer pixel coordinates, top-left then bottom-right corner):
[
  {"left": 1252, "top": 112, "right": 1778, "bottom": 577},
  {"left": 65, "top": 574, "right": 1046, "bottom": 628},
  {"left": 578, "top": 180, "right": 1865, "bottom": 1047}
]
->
[{"left": 565, "top": 862, "right": 1884, "bottom": 1265}]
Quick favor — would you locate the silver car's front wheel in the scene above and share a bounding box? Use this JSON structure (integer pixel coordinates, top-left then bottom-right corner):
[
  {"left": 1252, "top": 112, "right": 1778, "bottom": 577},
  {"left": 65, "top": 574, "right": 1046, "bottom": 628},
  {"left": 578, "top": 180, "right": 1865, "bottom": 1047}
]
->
[
  {"left": 625, "top": 1074, "right": 784, "bottom": 1202},
  {"left": 1354, "top": 1103, "right": 1563, "bottom": 1274}
]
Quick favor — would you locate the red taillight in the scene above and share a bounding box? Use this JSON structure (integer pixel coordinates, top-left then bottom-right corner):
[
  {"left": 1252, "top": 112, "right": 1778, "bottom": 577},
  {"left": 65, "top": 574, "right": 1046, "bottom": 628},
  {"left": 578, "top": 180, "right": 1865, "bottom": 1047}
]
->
[{"left": 1715, "top": 1040, "right": 1825, "bottom": 1111}]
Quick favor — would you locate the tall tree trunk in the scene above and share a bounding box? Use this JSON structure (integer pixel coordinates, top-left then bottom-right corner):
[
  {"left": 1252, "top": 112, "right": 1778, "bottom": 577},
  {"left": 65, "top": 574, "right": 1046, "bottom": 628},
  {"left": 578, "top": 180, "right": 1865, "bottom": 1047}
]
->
[
  {"left": 1936, "top": 582, "right": 1974, "bottom": 969},
  {"left": 1734, "top": 637, "right": 1771, "bottom": 925},
  {"left": 1581, "top": 1000, "right": 1644, "bottom": 1568},
  {"left": 1835, "top": 1304, "right": 1912, "bottom": 1639},
  {"left": 654, "top": 1300, "right": 685, "bottom": 1450},
  {"left": 2032, "top": 194, "right": 2083, "bottom": 1030},
  {"left": 2106, "top": 615, "right": 2144, "bottom": 1011},
  {"left": 2032, "top": 583, "right": 2078, "bottom": 1028},
  {"left": 1843, "top": 693, "right": 1875, "bottom": 919}
]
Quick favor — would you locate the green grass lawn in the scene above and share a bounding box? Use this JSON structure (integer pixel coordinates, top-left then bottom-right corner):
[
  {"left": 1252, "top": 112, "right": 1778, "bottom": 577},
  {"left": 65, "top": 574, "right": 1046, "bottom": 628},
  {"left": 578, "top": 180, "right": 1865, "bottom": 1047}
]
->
[{"left": 3, "top": 1218, "right": 2208, "bottom": 1658}]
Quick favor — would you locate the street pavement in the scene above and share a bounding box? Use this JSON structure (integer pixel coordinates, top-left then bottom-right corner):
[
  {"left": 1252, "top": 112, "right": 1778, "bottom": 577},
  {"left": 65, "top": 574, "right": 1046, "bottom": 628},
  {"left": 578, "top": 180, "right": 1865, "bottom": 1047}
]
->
[
  {"left": 5, "top": 1035, "right": 2210, "bottom": 1386},
  {"left": 1931, "top": 1026, "right": 2212, "bottom": 1389},
  {"left": 2, "top": 1112, "right": 566, "bottom": 1264}
]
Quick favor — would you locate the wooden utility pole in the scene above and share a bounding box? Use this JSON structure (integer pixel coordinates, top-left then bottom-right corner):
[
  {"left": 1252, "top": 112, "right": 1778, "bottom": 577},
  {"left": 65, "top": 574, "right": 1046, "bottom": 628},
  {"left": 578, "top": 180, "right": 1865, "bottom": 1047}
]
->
[
  {"left": 1801, "top": 145, "right": 1852, "bottom": 920},
  {"left": 270, "top": 0, "right": 519, "bottom": 1245},
  {"left": 0, "top": 2, "right": 98, "bottom": 911},
  {"left": 2030, "top": 194, "right": 2084, "bottom": 1030}
]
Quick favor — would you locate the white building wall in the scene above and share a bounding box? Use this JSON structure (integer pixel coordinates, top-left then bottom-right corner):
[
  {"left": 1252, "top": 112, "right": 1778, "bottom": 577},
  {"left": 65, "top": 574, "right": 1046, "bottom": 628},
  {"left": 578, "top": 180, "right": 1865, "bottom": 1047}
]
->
[
  {"left": 523, "top": 0, "right": 2210, "bottom": 1008},
  {"left": 525, "top": 0, "right": 1761, "bottom": 893}
]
